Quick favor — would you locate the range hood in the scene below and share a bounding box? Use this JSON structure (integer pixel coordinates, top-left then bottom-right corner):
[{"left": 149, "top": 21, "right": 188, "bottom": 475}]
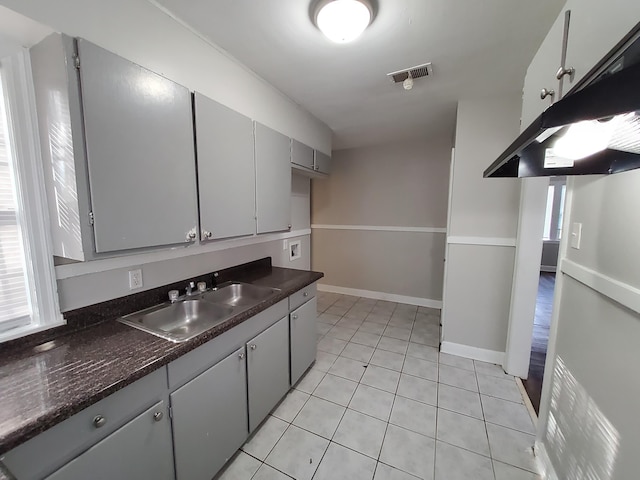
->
[{"left": 484, "top": 25, "right": 640, "bottom": 178}]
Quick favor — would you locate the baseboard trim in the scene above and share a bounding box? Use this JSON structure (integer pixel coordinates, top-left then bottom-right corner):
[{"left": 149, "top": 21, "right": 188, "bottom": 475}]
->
[
  {"left": 540, "top": 265, "right": 557, "bottom": 273},
  {"left": 440, "top": 341, "right": 504, "bottom": 364},
  {"left": 317, "top": 284, "right": 442, "bottom": 309},
  {"left": 534, "top": 441, "right": 559, "bottom": 480}
]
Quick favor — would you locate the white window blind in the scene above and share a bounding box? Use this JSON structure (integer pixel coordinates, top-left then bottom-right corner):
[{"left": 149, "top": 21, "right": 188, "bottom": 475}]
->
[{"left": 0, "top": 74, "right": 32, "bottom": 331}]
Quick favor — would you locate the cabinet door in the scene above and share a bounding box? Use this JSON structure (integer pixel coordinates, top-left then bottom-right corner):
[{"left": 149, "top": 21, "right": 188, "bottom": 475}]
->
[
  {"left": 314, "top": 150, "right": 331, "bottom": 175},
  {"left": 254, "top": 122, "right": 292, "bottom": 234},
  {"left": 563, "top": 0, "right": 640, "bottom": 89},
  {"left": 171, "top": 347, "right": 248, "bottom": 480},
  {"left": 520, "top": 10, "right": 566, "bottom": 129},
  {"left": 291, "top": 139, "right": 314, "bottom": 170},
  {"left": 46, "top": 401, "right": 174, "bottom": 480},
  {"left": 194, "top": 93, "right": 256, "bottom": 241},
  {"left": 247, "top": 316, "right": 290, "bottom": 432},
  {"left": 290, "top": 297, "right": 318, "bottom": 386},
  {"left": 77, "top": 39, "right": 198, "bottom": 253}
]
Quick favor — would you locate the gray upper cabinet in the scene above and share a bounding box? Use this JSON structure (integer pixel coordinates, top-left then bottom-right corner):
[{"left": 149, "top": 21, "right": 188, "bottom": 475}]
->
[
  {"left": 247, "top": 316, "right": 290, "bottom": 432},
  {"left": 30, "top": 33, "right": 198, "bottom": 260},
  {"left": 254, "top": 122, "right": 292, "bottom": 234},
  {"left": 291, "top": 139, "right": 314, "bottom": 170},
  {"left": 314, "top": 150, "right": 331, "bottom": 175},
  {"left": 171, "top": 347, "right": 248, "bottom": 480},
  {"left": 194, "top": 93, "right": 256, "bottom": 241},
  {"left": 77, "top": 39, "right": 198, "bottom": 253},
  {"left": 46, "top": 401, "right": 174, "bottom": 480},
  {"left": 290, "top": 297, "right": 318, "bottom": 386}
]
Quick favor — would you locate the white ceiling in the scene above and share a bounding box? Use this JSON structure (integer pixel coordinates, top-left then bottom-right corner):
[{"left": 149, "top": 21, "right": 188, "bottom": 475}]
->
[{"left": 152, "top": 0, "right": 565, "bottom": 150}]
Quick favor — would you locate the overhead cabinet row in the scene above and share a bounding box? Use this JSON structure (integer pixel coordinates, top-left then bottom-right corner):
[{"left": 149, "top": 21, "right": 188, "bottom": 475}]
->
[{"left": 30, "top": 33, "right": 329, "bottom": 262}]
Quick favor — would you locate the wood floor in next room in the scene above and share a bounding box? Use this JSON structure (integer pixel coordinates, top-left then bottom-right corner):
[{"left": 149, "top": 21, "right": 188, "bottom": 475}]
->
[
  {"left": 522, "top": 272, "right": 555, "bottom": 414},
  {"left": 215, "top": 293, "right": 540, "bottom": 480}
]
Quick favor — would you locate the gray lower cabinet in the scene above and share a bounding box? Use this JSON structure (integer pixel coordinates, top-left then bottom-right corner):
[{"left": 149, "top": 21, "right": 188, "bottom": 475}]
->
[
  {"left": 194, "top": 92, "right": 256, "bottom": 241},
  {"left": 45, "top": 401, "right": 174, "bottom": 480},
  {"left": 170, "top": 347, "right": 248, "bottom": 480},
  {"left": 247, "top": 316, "right": 290, "bottom": 432},
  {"left": 290, "top": 297, "right": 318, "bottom": 386},
  {"left": 254, "top": 122, "right": 292, "bottom": 234}
]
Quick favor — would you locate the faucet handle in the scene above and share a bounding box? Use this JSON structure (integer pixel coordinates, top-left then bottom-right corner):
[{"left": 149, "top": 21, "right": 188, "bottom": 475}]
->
[{"left": 168, "top": 290, "right": 179, "bottom": 303}]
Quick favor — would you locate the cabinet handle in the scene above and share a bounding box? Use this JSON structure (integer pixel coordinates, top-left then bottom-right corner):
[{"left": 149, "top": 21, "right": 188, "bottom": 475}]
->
[
  {"left": 287, "top": 224, "right": 292, "bottom": 230},
  {"left": 540, "top": 88, "right": 555, "bottom": 100},
  {"left": 314, "top": 165, "right": 319, "bottom": 171},
  {"left": 249, "top": 344, "right": 257, "bottom": 350},
  {"left": 556, "top": 66, "right": 574, "bottom": 80},
  {"left": 239, "top": 352, "right": 245, "bottom": 360},
  {"left": 93, "top": 415, "right": 106, "bottom": 428},
  {"left": 202, "top": 230, "right": 213, "bottom": 239},
  {"left": 303, "top": 292, "right": 309, "bottom": 297},
  {"left": 186, "top": 231, "right": 197, "bottom": 241},
  {"left": 153, "top": 411, "right": 163, "bottom": 422},
  {"left": 292, "top": 314, "right": 298, "bottom": 320}
]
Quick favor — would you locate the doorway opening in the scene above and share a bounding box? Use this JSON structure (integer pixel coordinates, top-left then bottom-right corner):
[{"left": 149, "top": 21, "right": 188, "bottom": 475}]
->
[{"left": 522, "top": 177, "right": 565, "bottom": 413}]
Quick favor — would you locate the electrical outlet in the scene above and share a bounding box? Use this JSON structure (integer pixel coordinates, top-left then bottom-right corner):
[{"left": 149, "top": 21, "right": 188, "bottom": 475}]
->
[
  {"left": 282, "top": 239, "right": 288, "bottom": 251},
  {"left": 129, "top": 269, "right": 143, "bottom": 290}
]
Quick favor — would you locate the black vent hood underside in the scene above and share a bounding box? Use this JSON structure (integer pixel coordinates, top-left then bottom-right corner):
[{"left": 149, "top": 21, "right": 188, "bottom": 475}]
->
[{"left": 485, "top": 35, "right": 640, "bottom": 178}]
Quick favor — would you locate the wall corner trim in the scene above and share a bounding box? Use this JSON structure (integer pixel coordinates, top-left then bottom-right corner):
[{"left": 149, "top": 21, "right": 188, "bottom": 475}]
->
[
  {"left": 534, "top": 441, "right": 559, "bottom": 480},
  {"left": 440, "top": 341, "right": 504, "bottom": 365},
  {"left": 317, "top": 284, "right": 442, "bottom": 309}
]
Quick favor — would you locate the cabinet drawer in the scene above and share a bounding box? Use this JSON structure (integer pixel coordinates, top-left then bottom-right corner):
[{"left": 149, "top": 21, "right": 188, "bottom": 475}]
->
[
  {"left": 289, "top": 282, "right": 317, "bottom": 311},
  {"left": 2, "top": 368, "right": 166, "bottom": 480},
  {"left": 45, "top": 400, "right": 174, "bottom": 480},
  {"left": 168, "top": 299, "right": 288, "bottom": 390}
]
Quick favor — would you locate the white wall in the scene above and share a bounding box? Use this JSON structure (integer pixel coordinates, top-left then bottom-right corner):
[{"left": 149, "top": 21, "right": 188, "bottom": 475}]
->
[
  {"left": 310, "top": 136, "right": 451, "bottom": 306},
  {"left": 0, "top": 3, "right": 327, "bottom": 311},
  {"left": 441, "top": 96, "right": 522, "bottom": 360},
  {"left": 538, "top": 170, "right": 640, "bottom": 480}
]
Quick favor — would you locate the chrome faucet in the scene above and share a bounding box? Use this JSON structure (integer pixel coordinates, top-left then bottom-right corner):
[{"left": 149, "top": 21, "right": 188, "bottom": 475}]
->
[{"left": 185, "top": 281, "right": 196, "bottom": 296}]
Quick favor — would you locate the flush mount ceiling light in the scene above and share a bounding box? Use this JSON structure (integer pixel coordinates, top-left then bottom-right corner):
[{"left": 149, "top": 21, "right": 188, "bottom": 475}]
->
[{"left": 313, "top": 0, "right": 374, "bottom": 43}]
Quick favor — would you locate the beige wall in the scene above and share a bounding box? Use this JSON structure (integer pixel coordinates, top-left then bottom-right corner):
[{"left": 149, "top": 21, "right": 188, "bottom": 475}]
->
[
  {"left": 442, "top": 96, "right": 522, "bottom": 356},
  {"left": 538, "top": 170, "right": 640, "bottom": 480},
  {"left": 311, "top": 136, "right": 451, "bottom": 304}
]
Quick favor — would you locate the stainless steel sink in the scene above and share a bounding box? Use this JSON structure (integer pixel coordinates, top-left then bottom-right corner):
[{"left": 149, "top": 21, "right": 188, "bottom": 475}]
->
[
  {"left": 118, "top": 299, "right": 234, "bottom": 343},
  {"left": 201, "top": 282, "right": 280, "bottom": 307}
]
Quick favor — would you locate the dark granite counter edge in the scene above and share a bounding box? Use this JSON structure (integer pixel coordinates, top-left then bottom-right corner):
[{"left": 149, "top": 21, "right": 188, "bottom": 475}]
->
[{"left": 0, "top": 270, "right": 322, "bottom": 454}]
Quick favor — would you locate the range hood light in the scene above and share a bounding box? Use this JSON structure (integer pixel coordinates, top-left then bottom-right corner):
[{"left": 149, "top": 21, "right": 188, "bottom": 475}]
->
[{"left": 551, "top": 119, "right": 617, "bottom": 160}]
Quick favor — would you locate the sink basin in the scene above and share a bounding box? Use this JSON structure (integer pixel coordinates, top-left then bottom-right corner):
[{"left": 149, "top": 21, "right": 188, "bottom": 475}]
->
[
  {"left": 201, "top": 282, "right": 280, "bottom": 308},
  {"left": 118, "top": 299, "right": 234, "bottom": 343}
]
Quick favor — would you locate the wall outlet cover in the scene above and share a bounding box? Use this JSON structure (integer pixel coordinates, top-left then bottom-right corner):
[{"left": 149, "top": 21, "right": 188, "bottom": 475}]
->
[
  {"left": 129, "top": 268, "right": 143, "bottom": 290},
  {"left": 289, "top": 240, "right": 301, "bottom": 261}
]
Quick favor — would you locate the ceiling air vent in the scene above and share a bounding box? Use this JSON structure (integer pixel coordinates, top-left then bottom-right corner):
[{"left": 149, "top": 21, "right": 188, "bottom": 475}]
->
[{"left": 387, "top": 62, "right": 433, "bottom": 83}]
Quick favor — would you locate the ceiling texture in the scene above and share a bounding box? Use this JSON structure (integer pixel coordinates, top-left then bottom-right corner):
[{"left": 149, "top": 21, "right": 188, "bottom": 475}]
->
[{"left": 152, "top": 0, "right": 565, "bottom": 150}]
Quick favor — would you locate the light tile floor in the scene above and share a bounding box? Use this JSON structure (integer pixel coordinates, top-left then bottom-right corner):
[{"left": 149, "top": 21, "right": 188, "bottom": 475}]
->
[{"left": 216, "top": 293, "right": 541, "bottom": 480}]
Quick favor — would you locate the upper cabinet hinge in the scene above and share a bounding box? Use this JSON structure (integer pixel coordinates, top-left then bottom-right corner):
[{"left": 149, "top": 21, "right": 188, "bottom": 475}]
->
[
  {"left": 88, "top": 211, "right": 95, "bottom": 225},
  {"left": 73, "top": 54, "right": 80, "bottom": 70}
]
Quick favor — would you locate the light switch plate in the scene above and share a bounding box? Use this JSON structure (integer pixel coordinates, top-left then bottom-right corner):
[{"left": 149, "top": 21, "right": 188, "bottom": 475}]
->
[
  {"left": 570, "top": 222, "right": 582, "bottom": 249},
  {"left": 129, "top": 269, "right": 143, "bottom": 290}
]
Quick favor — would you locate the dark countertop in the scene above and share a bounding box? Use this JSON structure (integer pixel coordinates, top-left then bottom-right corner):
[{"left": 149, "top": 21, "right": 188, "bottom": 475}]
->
[{"left": 0, "top": 265, "right": 322, "bottom": 455}]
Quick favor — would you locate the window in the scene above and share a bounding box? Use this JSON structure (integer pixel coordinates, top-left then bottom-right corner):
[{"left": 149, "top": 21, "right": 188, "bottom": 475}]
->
[
  {"left": 543, "top": 178, "right": 567, "bottom": 241},
  {"left": 0, "top": 50, "right": 62, "bottom": 341}
]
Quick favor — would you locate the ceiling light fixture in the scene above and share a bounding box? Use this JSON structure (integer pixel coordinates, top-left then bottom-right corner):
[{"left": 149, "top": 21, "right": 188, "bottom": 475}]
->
[
  {"left": 314, "top": 0, "right": 373, "bottom": 44},
  {"left": 403, "top": 72, "right": 414, "bottom": 91}
]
